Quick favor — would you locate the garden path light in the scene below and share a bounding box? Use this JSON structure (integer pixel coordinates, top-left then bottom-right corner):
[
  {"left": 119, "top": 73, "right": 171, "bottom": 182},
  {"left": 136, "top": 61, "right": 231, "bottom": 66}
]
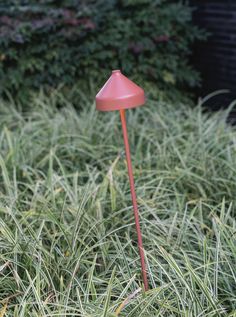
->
[{"left": 96, "top": 70, "right": 148, "bottom": 291}]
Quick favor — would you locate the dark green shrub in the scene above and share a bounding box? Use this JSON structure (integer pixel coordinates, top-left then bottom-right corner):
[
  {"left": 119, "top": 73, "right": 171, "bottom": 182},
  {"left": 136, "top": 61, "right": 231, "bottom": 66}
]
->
[{"left": 0, "top": 0, "right": 206, "bottom": 101}]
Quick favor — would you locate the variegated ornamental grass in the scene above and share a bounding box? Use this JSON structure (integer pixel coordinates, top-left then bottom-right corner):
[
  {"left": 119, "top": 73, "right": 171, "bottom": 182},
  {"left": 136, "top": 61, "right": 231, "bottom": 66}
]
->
[{"left": 0, "top": 91, "right": 235, "bottom": 316}]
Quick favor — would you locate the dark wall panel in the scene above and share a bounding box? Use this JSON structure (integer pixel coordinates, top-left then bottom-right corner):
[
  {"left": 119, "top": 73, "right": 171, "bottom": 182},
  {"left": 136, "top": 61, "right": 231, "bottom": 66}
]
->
[{"left": 191, "top": 0, "right": 236, "bottom": 111}]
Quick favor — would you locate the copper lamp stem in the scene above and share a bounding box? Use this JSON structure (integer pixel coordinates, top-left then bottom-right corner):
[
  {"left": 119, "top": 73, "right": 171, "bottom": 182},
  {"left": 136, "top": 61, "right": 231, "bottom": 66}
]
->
[{"left": 119, "top": 109, "right": 148, "bottom": 291}]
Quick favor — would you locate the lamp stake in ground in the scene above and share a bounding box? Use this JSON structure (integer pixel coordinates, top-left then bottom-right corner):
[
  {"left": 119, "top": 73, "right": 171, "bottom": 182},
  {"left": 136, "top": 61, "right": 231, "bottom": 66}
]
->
[{"left": 96, "top": 70, "right": 149, "bottom": 291}]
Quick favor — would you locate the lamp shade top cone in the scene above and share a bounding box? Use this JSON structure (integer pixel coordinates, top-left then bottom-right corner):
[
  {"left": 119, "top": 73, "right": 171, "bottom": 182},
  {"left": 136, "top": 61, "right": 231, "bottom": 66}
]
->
[{"left": 96, "top": 70, "right": 145, "bottom": 111}]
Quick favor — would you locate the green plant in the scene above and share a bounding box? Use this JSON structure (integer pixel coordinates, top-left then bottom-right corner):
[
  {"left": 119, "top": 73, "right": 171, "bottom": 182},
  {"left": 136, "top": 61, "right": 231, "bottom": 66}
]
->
[
  {"left": 0, "top": 92, "right": 235, "bottom": 315},
  {"left": 0, "top": 0, "right": 207, "bottom": 102}
]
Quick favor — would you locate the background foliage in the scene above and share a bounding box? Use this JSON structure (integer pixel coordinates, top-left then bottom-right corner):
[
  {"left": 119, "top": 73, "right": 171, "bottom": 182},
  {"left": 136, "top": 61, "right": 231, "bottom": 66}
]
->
[{"left": 0, "top": 0, "right": 206, "bottom": 101}]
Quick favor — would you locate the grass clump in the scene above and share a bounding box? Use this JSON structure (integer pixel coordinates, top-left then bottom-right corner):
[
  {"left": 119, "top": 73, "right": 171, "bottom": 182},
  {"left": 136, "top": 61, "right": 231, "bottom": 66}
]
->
[{"left": 0, "top": 93, "right": 236, "bottom": 316}]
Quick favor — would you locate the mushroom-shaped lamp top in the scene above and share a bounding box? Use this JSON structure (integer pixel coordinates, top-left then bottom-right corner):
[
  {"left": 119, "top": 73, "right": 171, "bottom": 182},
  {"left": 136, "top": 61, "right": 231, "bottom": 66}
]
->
[{"left": 96, "top": 70, "right": 145, "bottom": 111}]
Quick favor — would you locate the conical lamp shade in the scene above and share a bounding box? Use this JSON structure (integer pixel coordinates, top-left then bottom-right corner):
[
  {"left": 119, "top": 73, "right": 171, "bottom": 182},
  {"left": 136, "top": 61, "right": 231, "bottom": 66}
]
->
[{"left": 96, "top": 70, "right": 145, "bottom": 111}]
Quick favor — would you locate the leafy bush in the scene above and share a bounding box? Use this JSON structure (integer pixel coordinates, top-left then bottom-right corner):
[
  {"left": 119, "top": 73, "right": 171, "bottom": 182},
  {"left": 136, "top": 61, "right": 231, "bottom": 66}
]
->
[{"left": 0, "top": 0, "right": 206, "bottom": 101}]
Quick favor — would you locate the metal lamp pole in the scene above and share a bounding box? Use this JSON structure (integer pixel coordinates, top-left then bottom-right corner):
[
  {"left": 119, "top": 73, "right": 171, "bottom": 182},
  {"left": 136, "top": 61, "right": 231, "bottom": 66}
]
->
[
  {"left": 120, "top": 109, "right": 148, "bottom": 291},
  {"left": 96, "top": 70, "right": 149, "bottom": 291}
]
